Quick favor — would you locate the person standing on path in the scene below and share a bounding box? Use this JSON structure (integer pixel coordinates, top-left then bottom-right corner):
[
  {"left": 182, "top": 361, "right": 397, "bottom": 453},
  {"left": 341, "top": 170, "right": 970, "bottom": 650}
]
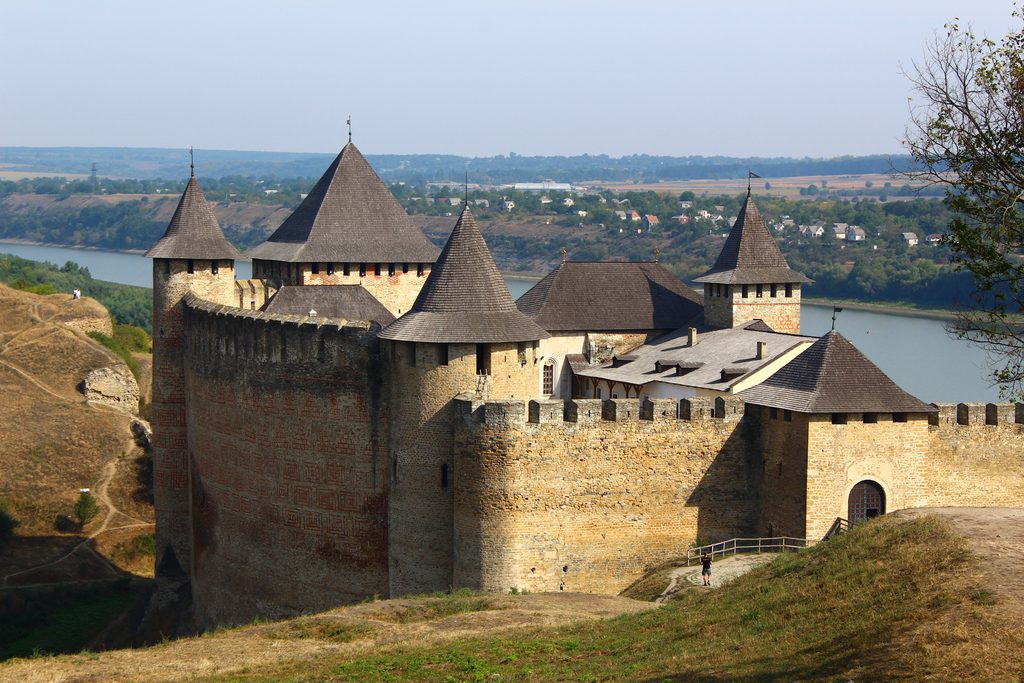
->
[{"left": 701, "top": 552, "right": 712, "bottom": 586}]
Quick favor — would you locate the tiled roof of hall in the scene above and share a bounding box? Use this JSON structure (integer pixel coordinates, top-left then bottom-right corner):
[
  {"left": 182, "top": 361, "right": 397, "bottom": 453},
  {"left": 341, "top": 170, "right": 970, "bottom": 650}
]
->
[
  {"left": 145, "top": 172, "right": 242, "bottom": 261},
  {"left": 245, "top": 141, "right": 440, "bottom": 264},
  {"left": 516, "top": 260, "right": 704, "bottom": 332},
  {"left": 264, "top": 285, "right": 395, "bottom": 327},
  {"left": 694, "top": 190, "right": 812, "bottom": 286},
  {"left": 738, "top": 331, "right": 936, "bottom": 414},
  {"left": 379, "top": 207, "right": 549, "bottom": 344}
]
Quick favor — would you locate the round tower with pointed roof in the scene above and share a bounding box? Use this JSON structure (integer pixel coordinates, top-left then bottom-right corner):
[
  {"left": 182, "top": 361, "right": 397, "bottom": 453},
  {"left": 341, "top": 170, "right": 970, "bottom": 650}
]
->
[
  {"left": 246, "top": 141, "right": 439, "bottom": 317},
  {"left": 379, "top": 207, "right": 548, "bottom": 596},
  {"left": 145, "top": 168, "right": 241, "bottom": 582},
  {"left": 694, "top": 190, "right": 812, "bottom": 333}
]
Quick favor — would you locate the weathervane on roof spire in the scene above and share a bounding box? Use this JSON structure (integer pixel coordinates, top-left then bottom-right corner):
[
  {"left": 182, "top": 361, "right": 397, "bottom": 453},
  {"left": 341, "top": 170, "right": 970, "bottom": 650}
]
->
[
  {"left": 747, "top": 170, "right": 761, "bottom": 196},
  {"left": 831, "top": 306, "right": 844, "bottom": 331},
  {"left": 189, "top": 147, "right": 194, "bottom": 178},
  {"left": 654, "top": 247, "right": 660, "bottom": 263},
  {"left": 561, "top": 247, "right": 567, "bottom": 263},
  {"left": 464, "top": 171, "right": 469, "bottom": 205},
  {"left": 347, "top": 115, "right": 352, "bottom": 142}
]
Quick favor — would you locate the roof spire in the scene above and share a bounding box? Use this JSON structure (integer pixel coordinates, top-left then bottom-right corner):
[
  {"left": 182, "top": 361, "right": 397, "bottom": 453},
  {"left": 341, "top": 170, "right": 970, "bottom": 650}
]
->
[
  {"left": 189, "top": 147, "right": 195, "bottom": 178},
  {"left": 561, "top": 246, "right": 567, "bottom": 263},
  {"left": 347, "top": 115, "right": 352, "bottom": 142}
]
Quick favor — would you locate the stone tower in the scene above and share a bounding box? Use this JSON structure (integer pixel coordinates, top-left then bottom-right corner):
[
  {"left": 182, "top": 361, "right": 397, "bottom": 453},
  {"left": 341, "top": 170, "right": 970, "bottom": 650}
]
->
[
  {"left": 695, "top": 190, "right": 812, "bottom": 333},
  {"left": 145, "top": 168, "right": 241, "bottom": 584},
  {"left": 245, "top": 141, "right": 439, "bottom": 317},
  {"left": 379, "top": 207, "right": 549, "bottom": 596}
]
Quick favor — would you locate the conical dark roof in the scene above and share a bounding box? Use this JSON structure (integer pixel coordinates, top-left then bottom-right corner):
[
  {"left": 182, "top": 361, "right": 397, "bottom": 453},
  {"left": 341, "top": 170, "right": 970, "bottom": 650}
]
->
[
  {"left": 380, "top": 208, "right": 549, "bottom": 343},
  {"left": 246, "top": 142, "right": 439, "bottom": 264},
  {"left": 738, "top": 331, "right": 935, "bottom": 413},
  {"left": 145, "top": 176, "right": 241, "bottom": 260},
  {"left": 694, "top": 192, "right": 811, "bottom": 285}
]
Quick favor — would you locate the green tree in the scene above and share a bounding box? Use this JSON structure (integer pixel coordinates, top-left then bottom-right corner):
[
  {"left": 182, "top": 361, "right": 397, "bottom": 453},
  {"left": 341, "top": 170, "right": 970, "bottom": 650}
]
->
[
  {"left": 73, "top": 491, "right": 100, "bottom": 527},
  {"left": 905, "top": 7, "right": 1024, "bottom": 397}
]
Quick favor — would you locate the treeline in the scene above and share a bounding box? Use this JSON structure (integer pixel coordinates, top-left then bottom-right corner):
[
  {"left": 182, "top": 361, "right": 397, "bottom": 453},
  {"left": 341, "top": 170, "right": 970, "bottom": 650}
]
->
[
  {"left": 0, "top": 254, "right": 151, "bottom": 330},
  {"left": 0, "top": 146, "right": 914, "bottom": 184}
]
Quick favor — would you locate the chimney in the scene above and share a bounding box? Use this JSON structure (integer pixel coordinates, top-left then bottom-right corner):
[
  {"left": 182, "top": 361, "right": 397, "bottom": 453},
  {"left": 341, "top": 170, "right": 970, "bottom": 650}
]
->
[
  {"left": 757, "top": 341, "right": 768, "bottom": 360},
  {"left": 688, "top": 327, "right": 698, "bottom": 346}
]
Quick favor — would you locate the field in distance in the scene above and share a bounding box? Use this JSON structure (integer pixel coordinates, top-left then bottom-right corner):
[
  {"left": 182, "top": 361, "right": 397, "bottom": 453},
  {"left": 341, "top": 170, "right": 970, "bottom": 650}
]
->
[{"left": 587, "top": 172, "right": 922, "bottom": 198}]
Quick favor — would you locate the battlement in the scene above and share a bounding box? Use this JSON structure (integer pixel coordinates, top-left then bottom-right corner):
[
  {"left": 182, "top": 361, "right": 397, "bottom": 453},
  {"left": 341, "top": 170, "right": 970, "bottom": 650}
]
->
[
  {"left": 929, "top": 402, "right": 1024, "bottom": 428},
  {"left": 453, "top": 395, "right": 746, "bottom": 427}
]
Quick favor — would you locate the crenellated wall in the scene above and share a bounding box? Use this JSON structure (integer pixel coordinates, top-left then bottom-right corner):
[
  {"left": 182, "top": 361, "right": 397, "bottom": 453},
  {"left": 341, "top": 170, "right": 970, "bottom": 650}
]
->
[
  {"left": 451, "top": 396, "right": 758, "bottom": 595},
  {"left": 181, "top": 296, "right": 389, "bottom": 626}
]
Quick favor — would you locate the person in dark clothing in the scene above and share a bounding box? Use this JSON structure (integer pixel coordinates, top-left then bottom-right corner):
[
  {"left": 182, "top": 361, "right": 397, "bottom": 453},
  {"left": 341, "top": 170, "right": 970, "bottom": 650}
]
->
[{"left": 701, "top": 552, "right": 712, "bottom": 586}]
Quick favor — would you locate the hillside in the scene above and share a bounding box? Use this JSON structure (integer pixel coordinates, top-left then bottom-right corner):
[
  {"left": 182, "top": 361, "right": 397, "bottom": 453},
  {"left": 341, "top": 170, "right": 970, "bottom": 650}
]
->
[
  {"left": 2, "top": 509, "right": 1020, "bottom": 681},
  {"left": 0, "top": 283, "right": 154, "bottom": 588}
]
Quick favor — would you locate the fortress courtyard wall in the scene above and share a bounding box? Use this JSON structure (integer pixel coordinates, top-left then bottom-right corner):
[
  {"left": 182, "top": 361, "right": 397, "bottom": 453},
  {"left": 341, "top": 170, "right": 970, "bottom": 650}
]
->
[
  {"left": 451, "top": 396, "right": 758, "bottom": 595},
  {"left": 182, "top": 296, "right": 389, "bottom": 626}
]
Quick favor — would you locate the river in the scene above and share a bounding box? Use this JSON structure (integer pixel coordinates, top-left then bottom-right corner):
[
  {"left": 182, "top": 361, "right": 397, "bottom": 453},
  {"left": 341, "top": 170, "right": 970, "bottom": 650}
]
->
[{"left": 0, "top": 241, "right": 1002, "bottom": 404}]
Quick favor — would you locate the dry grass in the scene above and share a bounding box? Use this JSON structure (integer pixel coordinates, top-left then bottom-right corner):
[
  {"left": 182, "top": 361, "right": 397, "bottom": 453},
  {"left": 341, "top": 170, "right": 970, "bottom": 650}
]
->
[
  {"left": 587, "top": 172, "right": 923, "bottom": 198},
  {"left": 0, "top": 284, "right": 150, "bottom": 582}
]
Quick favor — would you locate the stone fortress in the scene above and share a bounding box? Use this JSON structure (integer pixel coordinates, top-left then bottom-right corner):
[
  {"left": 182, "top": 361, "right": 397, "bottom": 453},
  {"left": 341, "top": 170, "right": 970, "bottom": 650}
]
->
[{"left": 146, "top": 140, "right": 1024, "bottom": 628}]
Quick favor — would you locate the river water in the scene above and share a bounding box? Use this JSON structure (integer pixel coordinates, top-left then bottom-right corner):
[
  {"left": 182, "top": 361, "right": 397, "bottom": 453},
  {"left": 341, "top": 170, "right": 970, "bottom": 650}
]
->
[{"left": 0, "top": 241, "right": 1002, "bottom": 403}]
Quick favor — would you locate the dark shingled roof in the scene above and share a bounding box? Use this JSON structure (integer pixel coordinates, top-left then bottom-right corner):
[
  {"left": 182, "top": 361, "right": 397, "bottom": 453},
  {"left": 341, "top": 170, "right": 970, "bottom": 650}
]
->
[
  {"left": 264, "top": 285, "right": 395, "bottom": 326},
  {"left": 380, "top": 207, "right": 549, "bottom": 343},
  {"left": 694, "top": 192, "right": 812, "bottom": 285},
  {"left": 246, "top": 142, "right": 440, "bottom": 264},
  {"left": 738, "top": 331, "right": 935, "bottom": 413},
  {"left": 145, "top": 176, "right": 242, "bottom": 260},
  {"left": 516, "top": 261, "right": 703, "bottom": 332}
]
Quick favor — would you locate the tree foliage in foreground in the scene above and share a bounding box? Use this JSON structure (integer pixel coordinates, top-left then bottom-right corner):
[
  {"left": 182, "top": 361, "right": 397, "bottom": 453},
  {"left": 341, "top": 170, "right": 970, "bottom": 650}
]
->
[{"left": 906, "top": 8, "right": 1024, "bottom": 397}]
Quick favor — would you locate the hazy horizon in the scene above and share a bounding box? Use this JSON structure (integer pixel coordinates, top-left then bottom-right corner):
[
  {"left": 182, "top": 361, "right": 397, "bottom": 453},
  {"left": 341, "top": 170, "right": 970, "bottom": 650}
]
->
[{"left": 1, "top": 1, "right": 1015, "bottom": 158}]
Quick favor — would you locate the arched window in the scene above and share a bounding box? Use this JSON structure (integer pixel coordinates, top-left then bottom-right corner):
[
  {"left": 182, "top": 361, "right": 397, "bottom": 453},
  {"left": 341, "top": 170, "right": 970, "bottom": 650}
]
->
[{"left": 543, "top": 359, "right": 555, "bottom": 395}]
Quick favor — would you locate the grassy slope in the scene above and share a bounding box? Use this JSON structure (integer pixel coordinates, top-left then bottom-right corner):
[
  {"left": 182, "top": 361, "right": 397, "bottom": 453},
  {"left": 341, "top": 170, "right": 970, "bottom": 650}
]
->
[{"left": 230, "top": 516, "right": 1019, "bottom": 682}]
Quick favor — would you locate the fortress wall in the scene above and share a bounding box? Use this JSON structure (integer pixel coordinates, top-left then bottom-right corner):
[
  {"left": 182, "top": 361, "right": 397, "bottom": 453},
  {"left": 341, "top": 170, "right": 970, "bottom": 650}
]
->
[
  {"left": 182, "top": 297, "right": 388, "bottom": 626},
  {"left": 452, "top": 396, "right": 757, "bottom": 595},
  {"left": 748, "top": 406, "right": 809, "bottom": 539},
  {"left": 798, "top": 403, "right": 1024, "bottom": 541},
  {"left": 804, "top": 414, "right": 932, "bottom": 540},
  {"left": 920, "top": 402, "right": 1024, "bottom": 507},
  {"left": 386, "top": 340, "right": 539, "bottom": 597},
  {"left": 152, "top": 260, "right": 238, "bottom": 580}
]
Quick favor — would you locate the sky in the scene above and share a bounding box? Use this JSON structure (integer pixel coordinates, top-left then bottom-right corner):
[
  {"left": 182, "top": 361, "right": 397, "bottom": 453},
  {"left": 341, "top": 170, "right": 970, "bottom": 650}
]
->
[{"left": 0, "top": 1, "right": 1016, "bottom": 158}]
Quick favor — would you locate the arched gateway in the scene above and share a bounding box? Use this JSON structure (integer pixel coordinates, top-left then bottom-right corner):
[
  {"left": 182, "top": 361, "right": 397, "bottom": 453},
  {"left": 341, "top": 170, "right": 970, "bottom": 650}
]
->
[{"left": 848, "top": 481, "right": 885, "bottom": 524}]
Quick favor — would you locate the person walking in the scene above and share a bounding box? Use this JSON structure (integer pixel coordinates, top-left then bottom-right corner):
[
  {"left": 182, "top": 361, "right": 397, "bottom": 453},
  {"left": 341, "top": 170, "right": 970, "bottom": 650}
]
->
[{"left": 701, "top": 552, "right": 712, "bottom": 586}]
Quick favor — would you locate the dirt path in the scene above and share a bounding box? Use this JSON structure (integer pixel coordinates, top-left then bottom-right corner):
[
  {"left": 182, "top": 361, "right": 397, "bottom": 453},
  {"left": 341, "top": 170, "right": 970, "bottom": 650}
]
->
[
  {"left": 893, "top": 507, "right": 1024, "bottom": 625},
  {"left": 657, "top": 554, "right": 775, "bottom": 602}
]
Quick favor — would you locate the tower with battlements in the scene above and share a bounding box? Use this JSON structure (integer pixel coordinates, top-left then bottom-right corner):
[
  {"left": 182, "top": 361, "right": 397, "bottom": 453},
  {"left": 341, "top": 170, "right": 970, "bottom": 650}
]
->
[
  {"left": 695, "top": 190, "right": 812, "bottom": 334},
  {"left": 145, "top": 169, "right": 241, "bottom": 587},
  {"left": 379, "top": 206, "right": 549, "bottom": 595}
]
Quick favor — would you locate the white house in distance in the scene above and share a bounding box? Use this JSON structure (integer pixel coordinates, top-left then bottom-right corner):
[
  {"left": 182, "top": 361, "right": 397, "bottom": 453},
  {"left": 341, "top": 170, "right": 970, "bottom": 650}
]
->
[
  {"left": 901, "top": 232, "right": 919, "bottom": 246},
  {"left": 847, "top": 227, "right": 866, "bottom": 241}
]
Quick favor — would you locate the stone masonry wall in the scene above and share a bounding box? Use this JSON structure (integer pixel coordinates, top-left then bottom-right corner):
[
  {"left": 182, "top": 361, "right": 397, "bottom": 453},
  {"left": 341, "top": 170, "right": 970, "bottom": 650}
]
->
[
  {"left": 702, "top": 283, "right": 802, "bottom": 333},
  {"left": 800, "top": 404, "right": 1024, "bottom": 540},
  {"left": 152, "top": 259, "right": 237, "bottom": 582},
  {"left": 182, "top": 297, "right": 389, "bottom": 626},
  {"left": 386, "top": 340, "right": 539, "bottom": 597},
  {"left": 748, "top": 405, "right": 809, "bottom": 538},
  {"left": 451, "top": 396, "right": 757, "bottom": 595}
]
